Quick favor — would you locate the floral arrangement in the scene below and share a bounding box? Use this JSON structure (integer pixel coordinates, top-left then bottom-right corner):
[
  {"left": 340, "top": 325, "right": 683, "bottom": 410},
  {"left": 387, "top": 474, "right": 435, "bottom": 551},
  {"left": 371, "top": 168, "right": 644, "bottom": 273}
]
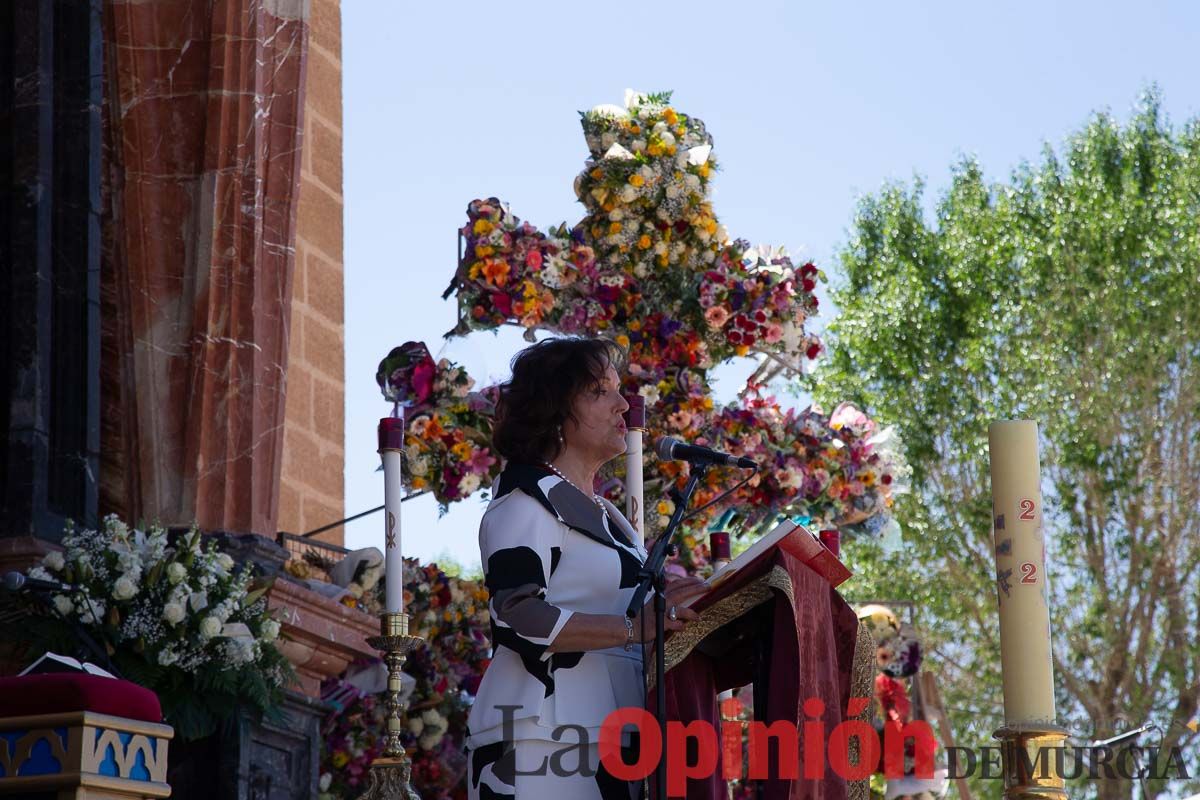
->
[
  {"left": 16, "top": 515, "right": 291, "bottom": 740},
  {"left": 319, "top": 558, "right": 490, "bottom": 799},
  {"left": 377, "top": 342, "right": 501, "bottom": 507},
  {"left": 377, "top": 90, "right": 910, "bottom": 560}
]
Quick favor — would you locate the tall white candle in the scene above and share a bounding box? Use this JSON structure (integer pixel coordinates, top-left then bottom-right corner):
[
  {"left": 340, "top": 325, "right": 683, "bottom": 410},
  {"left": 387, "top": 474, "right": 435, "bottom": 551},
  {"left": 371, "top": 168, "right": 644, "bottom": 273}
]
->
[
  {"left": 624, "top": 394, "right": 646, "bottom": 546},
  {"left": 988, "top": 420, "right": 1057, "bottom": 726},
  {"left": 379, "top": 417, "right": 406, "bottom": 614}
]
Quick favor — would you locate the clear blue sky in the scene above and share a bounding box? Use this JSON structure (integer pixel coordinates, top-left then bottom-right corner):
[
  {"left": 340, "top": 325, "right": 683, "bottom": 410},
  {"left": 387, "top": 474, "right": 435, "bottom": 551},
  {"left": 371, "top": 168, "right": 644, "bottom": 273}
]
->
[{"left": 340, "top": 0, "right": 1200, "bottom": 570}]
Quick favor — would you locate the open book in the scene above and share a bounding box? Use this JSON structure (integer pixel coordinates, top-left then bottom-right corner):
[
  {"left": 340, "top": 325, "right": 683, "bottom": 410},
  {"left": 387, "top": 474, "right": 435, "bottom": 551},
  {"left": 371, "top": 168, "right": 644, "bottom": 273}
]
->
[
  {"left": 20, "top": 651, "right": 116, "bottom": 679},
  {"left": 680, "top": 520, "right": 851, "bottom": 607}
]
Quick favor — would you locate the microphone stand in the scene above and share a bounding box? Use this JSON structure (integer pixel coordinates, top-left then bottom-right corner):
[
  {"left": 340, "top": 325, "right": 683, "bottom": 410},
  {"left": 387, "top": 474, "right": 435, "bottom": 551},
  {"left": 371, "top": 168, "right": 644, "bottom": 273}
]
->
[{"left": 626, "top": 461, "right": 709, "bottom": 800}]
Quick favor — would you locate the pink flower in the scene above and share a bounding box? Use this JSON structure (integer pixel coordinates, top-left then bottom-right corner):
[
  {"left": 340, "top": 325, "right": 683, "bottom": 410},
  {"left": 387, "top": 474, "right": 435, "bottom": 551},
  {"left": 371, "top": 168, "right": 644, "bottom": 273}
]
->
[
  {"left": 764, "top": 323, "right": 783, "bottom": 343},
  {"left": 704, "top": 306, "right": 730, "bottom": 329},
  {"left": 525, "top": 249, "right": 543, "bottom": 269}
]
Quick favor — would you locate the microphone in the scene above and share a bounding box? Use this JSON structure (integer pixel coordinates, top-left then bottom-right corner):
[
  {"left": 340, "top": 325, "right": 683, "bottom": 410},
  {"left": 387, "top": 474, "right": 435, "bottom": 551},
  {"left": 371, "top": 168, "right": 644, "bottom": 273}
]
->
[
  {"left": 2, "top": 571, "right": 75, "bottom": 594},
  {"left": 655, "top": 437, "right": 758, "bottom": 469}
]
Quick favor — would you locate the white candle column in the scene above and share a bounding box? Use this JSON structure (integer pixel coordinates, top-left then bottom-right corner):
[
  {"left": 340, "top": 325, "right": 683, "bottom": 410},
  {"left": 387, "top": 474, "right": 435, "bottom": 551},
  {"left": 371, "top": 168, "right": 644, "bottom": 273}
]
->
[
  {"left": 988, "top": 420, "right": 1056, "bottom": 726},
  {"left": 379, "top": 416, "right": 406, "bottom": 614},
  {"left": 623, "top": 394, "right": 646, "bottom": 546}
]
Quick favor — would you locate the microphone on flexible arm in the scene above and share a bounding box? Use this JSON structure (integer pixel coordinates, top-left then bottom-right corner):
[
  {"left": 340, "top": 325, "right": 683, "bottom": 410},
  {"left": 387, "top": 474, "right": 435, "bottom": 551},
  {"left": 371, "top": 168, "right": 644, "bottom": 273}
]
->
[
  {"left": 655, "top": 436, "right": 759, "bottom": 469},
  {"left": 2, "top": 571, "right": 76, "bottom": 594}
]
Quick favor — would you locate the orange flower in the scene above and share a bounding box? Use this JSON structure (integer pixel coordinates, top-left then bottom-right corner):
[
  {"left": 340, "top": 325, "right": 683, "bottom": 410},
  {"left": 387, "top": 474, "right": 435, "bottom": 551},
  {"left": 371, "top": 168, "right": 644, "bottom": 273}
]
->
[{"left": 480, "top": 259, "right": 510, "bottom": 287}]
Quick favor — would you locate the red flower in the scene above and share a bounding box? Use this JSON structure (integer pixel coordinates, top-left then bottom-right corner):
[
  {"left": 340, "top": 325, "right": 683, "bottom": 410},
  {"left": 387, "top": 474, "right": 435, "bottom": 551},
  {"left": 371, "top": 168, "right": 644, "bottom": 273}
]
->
[
  {"left": 802, "top": 278, "right": 816, "bottom": 292},
  {"left": 491, "top": 292, "right": 513, "bottom": 316},
  {"left": 806, "top": 342, "right": 822, "bottom": 360},
  {"left": 525, "top": 249, "right": 543, "bottom": 269},
  {"left": 411, "top": 358, "right": 436, "bottom": 404},
  {"left": 800, "top": 262, "right": 818, "bottom": 277}
]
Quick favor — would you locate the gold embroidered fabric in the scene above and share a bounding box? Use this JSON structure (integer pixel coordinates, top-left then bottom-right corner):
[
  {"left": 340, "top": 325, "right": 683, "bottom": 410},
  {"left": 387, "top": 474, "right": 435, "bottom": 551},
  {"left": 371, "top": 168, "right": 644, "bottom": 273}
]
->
[
  {"left": 646, "top": 565, "right": 792, "bottom": 688},
  {"left": 847, "top": 622, "right": 877, "bottom": 800}
]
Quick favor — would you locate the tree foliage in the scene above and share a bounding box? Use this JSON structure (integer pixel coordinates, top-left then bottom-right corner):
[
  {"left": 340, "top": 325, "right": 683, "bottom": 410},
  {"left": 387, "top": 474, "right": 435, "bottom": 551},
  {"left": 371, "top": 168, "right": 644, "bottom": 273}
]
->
[{"left": 815, "top": 91, "right": 1200, "bottom": 800}]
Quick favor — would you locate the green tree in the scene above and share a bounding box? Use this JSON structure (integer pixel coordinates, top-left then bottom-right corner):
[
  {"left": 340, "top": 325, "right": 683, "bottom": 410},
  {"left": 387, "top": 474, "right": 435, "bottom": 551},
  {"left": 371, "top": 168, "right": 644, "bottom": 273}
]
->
[{"left": 815, "top": 92, "right": 1200, "bottom": 800}]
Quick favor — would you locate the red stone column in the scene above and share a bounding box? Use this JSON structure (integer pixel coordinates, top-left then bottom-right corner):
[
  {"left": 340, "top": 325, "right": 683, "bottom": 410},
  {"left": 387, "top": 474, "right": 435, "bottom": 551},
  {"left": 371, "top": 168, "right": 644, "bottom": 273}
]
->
[{"left": 100, "top": 0, "right": 308, "bottom": 536}]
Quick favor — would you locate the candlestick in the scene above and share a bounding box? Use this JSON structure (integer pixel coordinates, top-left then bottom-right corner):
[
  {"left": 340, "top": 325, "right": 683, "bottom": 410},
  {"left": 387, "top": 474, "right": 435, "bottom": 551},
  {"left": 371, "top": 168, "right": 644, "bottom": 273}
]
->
[
  {"left": 379, "top": 417, "right": 405, "bottom": 614},
  {"left": 361, "top": 612, "right": 424, "bottom": 800},
  {"left": 709, "top": 531, "right": 731, "bottom": 573},
  {"left": 988, "top": 420, "right": 1068, "bottom": 799},
  {"left": 623, "top": 394, "right": 646, "bottom": 546}
]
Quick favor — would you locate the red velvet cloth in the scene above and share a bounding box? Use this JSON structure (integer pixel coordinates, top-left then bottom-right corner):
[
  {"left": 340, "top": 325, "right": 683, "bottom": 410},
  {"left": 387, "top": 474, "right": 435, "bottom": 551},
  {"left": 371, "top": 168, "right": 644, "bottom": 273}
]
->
[
  {"left": 0, "top": 673, "right": 163, "bottom": 722},
  {"left": 657, "top": 549, "right": 861, "bottom": 799}
]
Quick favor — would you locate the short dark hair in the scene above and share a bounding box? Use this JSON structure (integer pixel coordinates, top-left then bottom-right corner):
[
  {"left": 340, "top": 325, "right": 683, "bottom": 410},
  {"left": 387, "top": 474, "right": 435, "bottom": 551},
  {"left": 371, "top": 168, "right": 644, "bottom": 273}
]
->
[{"left": 492, "top": 337, "right": 627, "bottom": 464}]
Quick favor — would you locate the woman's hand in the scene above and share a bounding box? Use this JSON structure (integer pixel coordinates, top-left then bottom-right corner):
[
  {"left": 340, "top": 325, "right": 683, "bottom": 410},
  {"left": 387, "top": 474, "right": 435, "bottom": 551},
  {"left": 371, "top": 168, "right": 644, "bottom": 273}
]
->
[{"left": 632, "top": 575, "right": 706, "bottom": 641}]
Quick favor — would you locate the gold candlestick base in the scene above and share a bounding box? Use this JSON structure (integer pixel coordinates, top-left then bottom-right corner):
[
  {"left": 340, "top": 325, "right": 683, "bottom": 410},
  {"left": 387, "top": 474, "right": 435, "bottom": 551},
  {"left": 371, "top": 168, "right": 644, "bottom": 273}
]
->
[
  {"left": 360, "top": 612, "right": 425, "bottom": 800},
  {"left": 994, "top": 723, "right": 1070, "bottom": 799}
]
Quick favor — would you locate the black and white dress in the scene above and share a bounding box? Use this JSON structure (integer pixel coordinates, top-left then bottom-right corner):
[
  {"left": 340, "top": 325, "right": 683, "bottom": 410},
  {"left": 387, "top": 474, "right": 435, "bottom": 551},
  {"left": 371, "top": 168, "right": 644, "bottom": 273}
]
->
[{"left": 465, "top": 462, "right": 648, "bottom": 800}]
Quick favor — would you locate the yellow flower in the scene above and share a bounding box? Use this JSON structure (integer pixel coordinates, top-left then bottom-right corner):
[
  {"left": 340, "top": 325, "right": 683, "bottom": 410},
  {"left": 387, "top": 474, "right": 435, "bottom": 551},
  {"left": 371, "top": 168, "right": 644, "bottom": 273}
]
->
[
  {"left": 656, "top": 499, "right": 675, "bottom": 515},
  {"left": 602, "top": 200, "right": 616, "bottom": 212},
  {"left": 629, "top": 174, "right": 645, "bottom": 188},
  {"left": 647, "top": 142, "right": 664, "bottom": 157},
  {"left": 616, "top": 334, "right": 630, "bottom": 349},
  {"left": 704, "top": 218, "right": 718, "bottom": 234},
  {"left": 683, "top": 535, "right": 696, "bottom": 549},
  {"left": 451, "top": 442, "right": 472, "bottom": 460},
  {"left": 331, "top": 752, "right": 350, "bottom": 768},
  {"left": 468, "top": 262, "right": 482, "bottom": 280},
  {"left": 412, "top": 476, "right": 427, "bottom": 489},
  {"left": 663, "top": 108, "right": 678, "bottom": 125},
  {"left": 629, "top": 319, "right": 642, "bottom": 331},
  {"left": 609, "top": 221, "right": 622, "bottom": 235},
  {"left": 475, "top": 244, "right": 494, "bottom": 258},
  {"left": 657, "top": 254, "right": 669, "bottom": 267},
  {"left": 473, "top": 219, "right": 493, "bottom": 235},
  {"left": 637, "top": 234, "right": 652, "bottom": 250},
  {"left": 590, "top": 167, "right": 604, "bottom": 180},
  {"left": 699, "top": 163, "right": 711, "bottom": 179}
]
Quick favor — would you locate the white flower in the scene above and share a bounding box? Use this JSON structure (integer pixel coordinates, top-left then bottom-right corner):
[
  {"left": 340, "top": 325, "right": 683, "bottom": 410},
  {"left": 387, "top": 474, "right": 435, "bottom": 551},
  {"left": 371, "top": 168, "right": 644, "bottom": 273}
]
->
[
  {"left": 261, "top": 619, "right": 281, "bottom": 642},
  {"left": 619, "top": 186, "right": 637, "bottom": 203},
  {"left": 112, "top": 575, "right": 137, "bottom": 601},
  {"left": 216, "top": 553, "right": 235, "bottom": 571},
  {"left": 458, "top": 473, "right": 481, "bottom": 496},
  {"left": 188, "top": 591, "right": 208, "bottom": 612},
  {"left": 52, "top": 594, "right": 74, "bottom": 616},
  {"left": 42, "top": 551, "right": 65, "bottom": 571},
  {"left": 638, "top": 384, "right": 661, "bottom": 406},
  {"left": 407, "top": 716, "right": 425, "bottom": 735},
  {"left": 600, "top": 132, "right": 616, "bottom": 150},
  {"left": 631, "top": 138, "right": 647, "bottom": 153},
  {"left": 199, "top": 616, "right": 222, "bottom": 639},
  {"left": 157, "top": 648, "right": 179, "bottom": 667},
  {"left": 609, "top": 208, "right": 623, "bottom": 222},
  {"left": 163, "top": 602, "right": 185, "bottom": 625},
  {"left": 589, "top": 103, "right": 628, "bottom": 120},
  {"left": 78, "top": 599, "right": 106, "bottom": 625},
  {"left": 27, "top": 566, "right": 52, "bottom": 581},
  {"left": 602, "top": 143, "right": 634, "bottom": 161},
  {"left": 319, "top": 774, "right": 332, "bottom": 793},
  {"left": 659, "top": 131, "right": 676, "bottom": 147},
  {"left": 419, "top": 731, "right": 444, "bottom": 751},
  {"left": 166, "top": 562, "right": 187, "bottom": 584}
]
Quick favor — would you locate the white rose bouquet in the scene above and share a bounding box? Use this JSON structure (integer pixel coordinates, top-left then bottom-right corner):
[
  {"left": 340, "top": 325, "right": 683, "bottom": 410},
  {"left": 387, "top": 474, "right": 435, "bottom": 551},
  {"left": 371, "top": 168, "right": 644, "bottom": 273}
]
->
[{"left": 15, "top": 515, "right": 293, "bottom": 740}]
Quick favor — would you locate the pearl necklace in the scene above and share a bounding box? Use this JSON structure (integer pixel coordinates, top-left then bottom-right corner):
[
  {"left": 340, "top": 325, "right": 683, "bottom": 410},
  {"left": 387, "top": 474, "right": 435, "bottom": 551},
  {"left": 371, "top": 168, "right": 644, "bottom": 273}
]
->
[{"left": 542, "top": 461, "right": 606, "bottom": 510}]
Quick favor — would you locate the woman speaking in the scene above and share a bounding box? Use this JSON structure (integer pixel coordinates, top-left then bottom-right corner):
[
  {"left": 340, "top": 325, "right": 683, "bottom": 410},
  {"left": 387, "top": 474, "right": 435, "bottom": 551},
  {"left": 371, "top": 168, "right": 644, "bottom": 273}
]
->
[{"left": 465, "top": 338, "right": 705, "bottom": 799}]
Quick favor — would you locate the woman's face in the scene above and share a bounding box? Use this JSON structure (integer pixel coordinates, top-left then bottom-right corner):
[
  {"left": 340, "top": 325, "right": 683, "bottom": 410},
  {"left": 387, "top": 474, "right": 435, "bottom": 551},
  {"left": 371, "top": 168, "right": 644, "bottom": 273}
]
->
[{"left": 562, "top": 365, "right": 629, "bottom": 464}]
